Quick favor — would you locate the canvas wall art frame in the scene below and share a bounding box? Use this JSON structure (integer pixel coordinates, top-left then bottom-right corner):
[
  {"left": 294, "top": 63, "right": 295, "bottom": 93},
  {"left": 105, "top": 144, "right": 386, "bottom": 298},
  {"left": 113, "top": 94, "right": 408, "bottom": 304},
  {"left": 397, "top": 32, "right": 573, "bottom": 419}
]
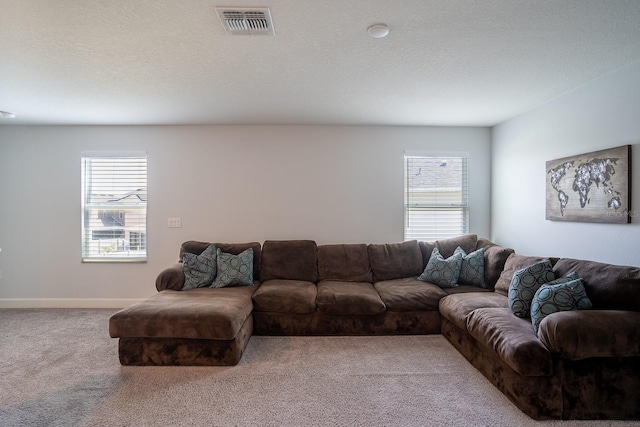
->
[{"left": 546, "top": 145, "right": 632, "bottom": 223}]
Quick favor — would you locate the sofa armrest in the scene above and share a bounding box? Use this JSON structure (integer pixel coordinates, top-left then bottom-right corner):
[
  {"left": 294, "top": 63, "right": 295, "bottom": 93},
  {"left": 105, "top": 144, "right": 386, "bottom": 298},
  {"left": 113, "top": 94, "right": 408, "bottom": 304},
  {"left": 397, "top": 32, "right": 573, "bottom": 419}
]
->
[
  {"left": 538, "top": 310, "right": 640, "bottom": 360},
  {"left": 155, "top": 263, "right": 185, "bottom": 291}
]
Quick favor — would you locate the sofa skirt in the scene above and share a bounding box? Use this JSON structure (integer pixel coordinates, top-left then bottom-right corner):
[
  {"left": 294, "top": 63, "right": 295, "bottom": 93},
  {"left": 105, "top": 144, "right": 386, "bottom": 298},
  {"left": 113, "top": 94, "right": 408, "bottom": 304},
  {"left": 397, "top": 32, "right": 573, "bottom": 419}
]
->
[
  {"left": 555, "top": 355, "right": 640, "bottom": 419},
  {"left": 117, "top": 315, "right": 253, "bottom": 366},
  {"left": 441, "top": 317, "right": 562, "bottom": 419},
  {"left": 252, "top": 310, "right": 441, "bottom": 336}
]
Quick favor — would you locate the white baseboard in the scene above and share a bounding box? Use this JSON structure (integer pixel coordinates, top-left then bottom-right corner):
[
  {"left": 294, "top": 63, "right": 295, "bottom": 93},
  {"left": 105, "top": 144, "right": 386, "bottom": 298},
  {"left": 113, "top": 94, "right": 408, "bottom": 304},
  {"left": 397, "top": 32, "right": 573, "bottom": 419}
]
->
[{"left": 0, "top": 298, "right": 143, "bottom": 309}]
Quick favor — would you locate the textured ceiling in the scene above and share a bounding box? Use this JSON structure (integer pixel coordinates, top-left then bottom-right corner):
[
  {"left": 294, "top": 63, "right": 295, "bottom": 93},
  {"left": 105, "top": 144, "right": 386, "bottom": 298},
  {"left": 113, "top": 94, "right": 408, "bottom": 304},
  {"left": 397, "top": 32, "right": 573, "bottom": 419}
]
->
[{"left": 2, "top": 0, "right": 640, "bottom": 126}]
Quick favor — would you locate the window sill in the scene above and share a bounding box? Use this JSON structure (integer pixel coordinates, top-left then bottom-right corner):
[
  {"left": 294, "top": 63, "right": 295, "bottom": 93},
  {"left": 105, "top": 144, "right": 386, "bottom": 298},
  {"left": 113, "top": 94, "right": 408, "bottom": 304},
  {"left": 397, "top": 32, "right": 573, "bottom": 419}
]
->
[{"left": 82, "top": 257, "right": 147, "bottom": 263}]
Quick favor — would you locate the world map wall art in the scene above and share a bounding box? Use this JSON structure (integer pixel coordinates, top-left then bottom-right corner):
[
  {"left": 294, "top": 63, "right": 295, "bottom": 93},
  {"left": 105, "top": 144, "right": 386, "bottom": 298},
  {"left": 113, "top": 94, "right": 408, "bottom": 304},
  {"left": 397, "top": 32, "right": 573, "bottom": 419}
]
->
[{"left": 546, "top": 145, "right": 631, "bottom": 223}]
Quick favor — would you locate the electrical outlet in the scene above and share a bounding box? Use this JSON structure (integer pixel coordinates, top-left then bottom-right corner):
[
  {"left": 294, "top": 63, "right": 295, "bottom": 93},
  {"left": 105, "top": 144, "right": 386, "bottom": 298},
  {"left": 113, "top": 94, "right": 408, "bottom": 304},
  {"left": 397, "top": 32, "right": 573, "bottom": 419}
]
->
[{"left": 168, "top": 218, "right": 182, "bottom": 228}]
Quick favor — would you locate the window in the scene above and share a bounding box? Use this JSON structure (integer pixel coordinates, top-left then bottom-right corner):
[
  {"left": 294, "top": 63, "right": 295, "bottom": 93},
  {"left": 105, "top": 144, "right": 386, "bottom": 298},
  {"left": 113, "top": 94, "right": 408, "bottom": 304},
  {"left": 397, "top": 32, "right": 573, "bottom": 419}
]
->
[
  {"left": 404, "top": 154, "right": 469, "bottom": 241},
  {"left": 81, "top": 153, "right": 147, "bottom": 262}
]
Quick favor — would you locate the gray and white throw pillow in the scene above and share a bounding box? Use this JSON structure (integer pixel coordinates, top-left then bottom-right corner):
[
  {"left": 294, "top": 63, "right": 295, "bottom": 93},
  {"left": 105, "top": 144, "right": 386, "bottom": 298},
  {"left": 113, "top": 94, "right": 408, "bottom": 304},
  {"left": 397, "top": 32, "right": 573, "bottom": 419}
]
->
[
  {"left": 455, "top": 246, "right": 486, "bottom": 288},
  {"left": 182, "top": 244, "right": 217, "bottom": 290},
  {"left": 508, "top": 260, "right": 556, "bottom": 318},
  {"left": 417, "top": 247, "right": 463, "bottom": 288},
  {"left": 211, "top": 248, "right": 254, "bottom": 288},
  {"left": 530, "top": 276, "right": 592, "bottom": 333}
]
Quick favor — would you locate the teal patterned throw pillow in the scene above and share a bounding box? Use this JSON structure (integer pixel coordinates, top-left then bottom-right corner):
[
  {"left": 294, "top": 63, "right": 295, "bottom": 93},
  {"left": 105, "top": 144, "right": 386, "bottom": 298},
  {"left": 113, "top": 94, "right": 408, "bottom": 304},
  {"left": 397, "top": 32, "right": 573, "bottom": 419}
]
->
[
  {"left": 211, "top": 248, "right": 254, "bottom": 288},
  {"left": 454, "top": 246, "right": 486, "bottom": 288},
  {"left": 182, "top": 244, "right": 217, "bottom": 290},
  {"left": 530, "top": 276, "right": 592, "bottom": 333},
  {"left": 417, "top": 248, "right": 463, "bottom": 288},
  {"left": 508, "top": 260, "right": 556, "bottom": 318}
]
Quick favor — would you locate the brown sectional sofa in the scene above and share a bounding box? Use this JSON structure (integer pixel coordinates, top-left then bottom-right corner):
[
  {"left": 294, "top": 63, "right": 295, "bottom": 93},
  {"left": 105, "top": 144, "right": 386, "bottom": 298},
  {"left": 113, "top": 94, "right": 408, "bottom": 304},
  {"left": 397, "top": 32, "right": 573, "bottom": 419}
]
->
[{"left": 109, "top": 234, "right": 640, "bottom": 420}]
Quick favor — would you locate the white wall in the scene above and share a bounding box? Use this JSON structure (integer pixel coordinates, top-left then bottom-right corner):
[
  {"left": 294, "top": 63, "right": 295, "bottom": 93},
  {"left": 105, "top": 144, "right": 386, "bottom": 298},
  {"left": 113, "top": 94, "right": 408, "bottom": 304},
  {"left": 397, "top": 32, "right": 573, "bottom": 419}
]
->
[
  {"left": 492, "top": 59, "right": 640, "bottom": 267},
  {"left": 0, "top": 125, "right": 491, "bottom": 305}
]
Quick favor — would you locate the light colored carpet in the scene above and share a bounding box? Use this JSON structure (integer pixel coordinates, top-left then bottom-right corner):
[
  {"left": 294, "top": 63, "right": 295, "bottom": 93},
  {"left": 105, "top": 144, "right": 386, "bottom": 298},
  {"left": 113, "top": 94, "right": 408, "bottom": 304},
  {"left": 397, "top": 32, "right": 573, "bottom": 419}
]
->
[{"left": 1, "top": 309, "right": 639, "bottom": 427}]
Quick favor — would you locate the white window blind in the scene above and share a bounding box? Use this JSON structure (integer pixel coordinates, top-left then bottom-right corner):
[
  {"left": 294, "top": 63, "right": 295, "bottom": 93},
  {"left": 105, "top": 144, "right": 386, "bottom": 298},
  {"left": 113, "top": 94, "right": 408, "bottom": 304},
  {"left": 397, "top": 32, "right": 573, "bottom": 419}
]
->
[
  {"left": 404, "top": 155, "right": 469, "bottom": 241},
  {"left": 81, "top": 153, "right": 147, "bottom": 262}
]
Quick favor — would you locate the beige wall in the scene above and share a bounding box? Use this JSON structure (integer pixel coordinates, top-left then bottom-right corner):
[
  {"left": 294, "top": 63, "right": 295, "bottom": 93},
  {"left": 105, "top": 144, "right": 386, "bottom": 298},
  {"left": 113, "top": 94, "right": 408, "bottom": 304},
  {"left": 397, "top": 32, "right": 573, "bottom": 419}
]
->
[{"left": 0, "top": 125, "right": 491, "bottom": 305}]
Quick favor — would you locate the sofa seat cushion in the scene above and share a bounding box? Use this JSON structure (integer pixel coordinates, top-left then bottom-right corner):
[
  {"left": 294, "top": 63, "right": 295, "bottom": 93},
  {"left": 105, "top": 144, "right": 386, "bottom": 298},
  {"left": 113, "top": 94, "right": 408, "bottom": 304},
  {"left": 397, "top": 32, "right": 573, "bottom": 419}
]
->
[
  {"left": 466, "top": 307, "right": 552, "bottom": 377},
  {"left": 439, "top": 292, "right": 508, "bottom": 330},
  {"left": 538, "top": 310, "right": 640, "bottom": 360},
  {"left": 374, "top": 278, "right": 446, "bottom": 311},
  {"left": 252, "top": 279, "right": 317, "bottom": 314},
  {"left": 109, "top": 287, "right": 255, "bottom": 341},
  {"left": 318, "top": 244, "right": 372, "bottom": 282},
  {"left": 316, "top": 280, "right": 386, "bottom": 316}
]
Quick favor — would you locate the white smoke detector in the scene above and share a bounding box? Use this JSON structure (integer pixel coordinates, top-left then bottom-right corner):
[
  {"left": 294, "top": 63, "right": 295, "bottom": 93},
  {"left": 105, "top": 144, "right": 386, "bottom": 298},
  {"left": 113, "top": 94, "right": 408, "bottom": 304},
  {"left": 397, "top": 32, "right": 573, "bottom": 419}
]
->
[
  {"left": 215, "top": 7, "right": 275, "bottom": 36},
  {"left": 367, "top": 24, "right": 389, "bottom": 38}
]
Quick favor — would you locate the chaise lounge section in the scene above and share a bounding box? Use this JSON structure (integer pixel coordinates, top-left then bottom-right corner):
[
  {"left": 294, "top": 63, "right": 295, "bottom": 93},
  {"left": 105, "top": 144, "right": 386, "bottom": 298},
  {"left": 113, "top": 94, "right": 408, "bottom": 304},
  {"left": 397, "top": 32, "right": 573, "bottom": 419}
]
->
[
  {"left": 109, "top": 241, "right": 261, "bottom": 366},
  {"left": 109, "top": 235, "right": 640, "bottom": 420}
]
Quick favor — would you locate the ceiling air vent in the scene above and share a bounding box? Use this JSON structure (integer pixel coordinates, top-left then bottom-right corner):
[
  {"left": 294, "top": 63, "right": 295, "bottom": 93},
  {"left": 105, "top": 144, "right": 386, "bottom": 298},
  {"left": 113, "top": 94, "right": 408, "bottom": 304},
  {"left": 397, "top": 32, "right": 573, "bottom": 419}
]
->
[{"left": 215, "top": 7, "right": 275, "bottom": 36}]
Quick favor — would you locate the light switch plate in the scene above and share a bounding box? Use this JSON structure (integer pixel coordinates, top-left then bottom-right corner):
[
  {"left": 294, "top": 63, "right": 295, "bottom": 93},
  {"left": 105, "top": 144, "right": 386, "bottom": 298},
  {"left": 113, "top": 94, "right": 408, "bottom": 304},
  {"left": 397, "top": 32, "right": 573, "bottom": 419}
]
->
[{"left": 168, "top": 218, "right": 182, "bottom": 228}]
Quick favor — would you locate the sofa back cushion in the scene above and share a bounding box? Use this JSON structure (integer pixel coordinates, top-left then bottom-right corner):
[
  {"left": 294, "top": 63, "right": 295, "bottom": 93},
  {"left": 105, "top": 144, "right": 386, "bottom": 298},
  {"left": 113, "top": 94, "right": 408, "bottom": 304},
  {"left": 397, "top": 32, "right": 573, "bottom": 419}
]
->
[
  {"left": 179, "top": 241, "right": 261, "bottom": 281},
  {"left": 477, "top": 238, "right": 515, "bottom": 290},
  {"left": 435, "top": 234, "right": 478, "bottom": 258},
  {"left": 260, "top": 240, "right": 318, "bottom": 283},
  {"left": 318, "top": 244, "right": 372, "bottom": 282},
  {"left": 418, "top": 241, "right": 437, "bottom": 268},
  {"left": 494, "top": 254, "right": 559, "bottom": 296},
  {"left": 368, "top": 240, "right": 423, "bottom": 282},
  {"left": 179, "top": 240, "right": 211, "bottom": 260},
  {"left": 553, "top": 258, "right": 640, "bottom": 311}
]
